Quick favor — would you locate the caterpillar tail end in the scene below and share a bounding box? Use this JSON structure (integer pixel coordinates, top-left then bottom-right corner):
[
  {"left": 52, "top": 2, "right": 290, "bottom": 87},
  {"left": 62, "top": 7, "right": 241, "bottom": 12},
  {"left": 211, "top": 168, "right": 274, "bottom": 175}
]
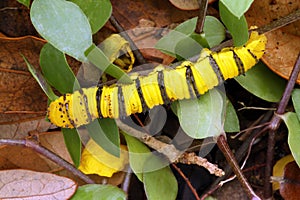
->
[{"left": 247, "top": 31, "right": 267, "bottom": 60}]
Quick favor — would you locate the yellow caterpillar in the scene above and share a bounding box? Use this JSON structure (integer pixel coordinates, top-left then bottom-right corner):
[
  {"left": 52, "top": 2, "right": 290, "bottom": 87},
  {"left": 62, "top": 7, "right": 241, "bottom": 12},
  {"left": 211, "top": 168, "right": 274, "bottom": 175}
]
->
[{"left": 48, "top": 31, "right": 267, "bottom": 128}]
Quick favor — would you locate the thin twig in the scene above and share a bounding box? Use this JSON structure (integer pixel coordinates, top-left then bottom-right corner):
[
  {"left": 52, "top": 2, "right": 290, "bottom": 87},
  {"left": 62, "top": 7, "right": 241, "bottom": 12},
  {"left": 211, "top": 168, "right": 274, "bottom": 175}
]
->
[
  {"left": 0, "top": 139, "right": 95, "bottom": 184},
  {"left": 195, "top": 0, "right": 208, "bottom": 34},
  {"left": 121, "top": 166, "right": 132, "bottom": 194},
  {"left": 172, "top": 163, "right": 201, "bottom": 200},
  {"left": 209, "top": 9, "right": 300, "bottom": 52},
  {"left": 256, "top": 9, "right": 300, "bottom": 35},
  {"left": 217, "top": 134, "right": 261, "bottom": 199},
  {"left": 209, "top": 111, "right": 273, "bottom": 189},
  {"left": 116, "top": 119, "right": 224, "bottom": 176},
  {"left": 264, "top": 53, "right": 300, "bottom": 198}
]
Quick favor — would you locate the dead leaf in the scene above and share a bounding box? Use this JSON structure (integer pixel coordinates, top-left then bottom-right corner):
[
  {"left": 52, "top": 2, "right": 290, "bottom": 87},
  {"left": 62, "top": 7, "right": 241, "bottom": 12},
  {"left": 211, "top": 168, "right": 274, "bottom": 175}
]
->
[
  {"left": 272, "top": 154, "right": 295, "bottom": 191},
  {"left": 79, "top": 140, "right": 129, "bottom": 178},
  {"left": 0, "top": 36, "right": 47, "bottom": 124},
  {"left": 0, "top": 169, "right": 77, "bottom": 199},
  {"left": 280, "top": 161, "right": 300, "bottom": 200},
  {"left": 0, "top": 117, "right": 52, "bottom": 139},
  {"left": 0, "top": 132, "right": 73, "bottom": 171},
  {"left": 169, "top": 0, "right": 216, "bottom": 10},
  {"left": 246, "top": 0, "right": 300, "bottom": 83},
  {"left": 110, "top": 0, "right": 199, "bottom": 30}
]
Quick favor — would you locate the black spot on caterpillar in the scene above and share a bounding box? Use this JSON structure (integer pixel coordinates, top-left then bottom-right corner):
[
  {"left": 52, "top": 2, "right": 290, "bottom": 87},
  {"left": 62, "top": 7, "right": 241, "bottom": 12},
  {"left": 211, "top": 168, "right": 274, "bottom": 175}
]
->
[{"left": 47, "top": 31, "right": 267, "bottom": 128}]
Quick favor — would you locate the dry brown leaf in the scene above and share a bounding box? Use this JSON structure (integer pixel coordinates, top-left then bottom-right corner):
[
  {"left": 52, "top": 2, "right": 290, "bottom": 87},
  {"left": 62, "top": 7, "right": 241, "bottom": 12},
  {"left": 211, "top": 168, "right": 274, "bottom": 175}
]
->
[
  {"left": 169, "top": 0, "right": 216, "bottom": 10},
  {"left": 272, "top": 154, "right": 295, "bottom": 191},
  {"left": 110, "top": 0, "right": 199, "bottom": 30},
  {"left": 0, "top": 36, "right": 47, "bottom": 124},
  {"left": 0, "top": 131, "right": 126, "bottom": 186},
  {"left": 246, "top": 0, "right": 300, "bottom": 83},
  {"left": 280, "top": 161, "right": 300, "bottom": 200},
  {"left": 0, "top": 169, "right": 77, "bottom": 199},
  {"left": 0, "top": 117, "right": 52, "bottom": 139},
  {"left": 0, "top": 132, "right": 72, "bottom": 171}
]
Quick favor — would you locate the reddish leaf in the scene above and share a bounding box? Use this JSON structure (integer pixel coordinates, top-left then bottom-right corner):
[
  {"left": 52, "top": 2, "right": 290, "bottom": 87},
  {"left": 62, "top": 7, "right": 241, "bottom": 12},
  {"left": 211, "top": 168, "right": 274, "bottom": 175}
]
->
[{"left": 280, "top": 161, "right": 300, "bottom": 200}]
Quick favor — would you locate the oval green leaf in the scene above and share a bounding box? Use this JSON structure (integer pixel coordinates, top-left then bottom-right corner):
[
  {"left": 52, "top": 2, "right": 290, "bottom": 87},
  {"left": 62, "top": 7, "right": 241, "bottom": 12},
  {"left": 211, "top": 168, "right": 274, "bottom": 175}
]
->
[
  {"left": 174, "top": 35, "right": 203, "bottom": 60},
  {"left": 203, "top": 16, "right": 226, "bottom": 48},
  {"left": 143, "top": 157, "right": 178, "bottom": 200},
  {"left": 62, "top": 128, "right": 81, "bottom": 167},
  {"left": 155, "top": 17, "right": 198, "bottom": 57},
  {"left": 219, "top": 1, "right": 248, "bottom": 46},
  {"left": 40, "top": 43, "right": 80, "bottom": 93},
  {"left": 280, "top": 112, "right": 300, "bottom": 168},
  {"left": 176, "top": 89, "right": 224, "bottom": 139},
  {"left": 71, "top": 184, "right": 126, "bottom": 200},
  {"left": 30, "top": 0, "right": 92, "bottom": 62},
  {"left": 235, "top": 62, "right": 286, "bottom": 102},
  {"left": 122, "top": 133, "right": 151, "bottom": 182},
  {"left": 220, "top": 0, "right": 254, "bottom": 18},
  {"left": 292, "top": 89, "right": 300, "bottom": 120},
  {"left": 17, "top": 0, "right": 30, "bottom": 8},
  {"left": 86, "top": 118, "right": 120, "bottom": 157},
  {"left": 224, "top": 98, "right": 240, "bottom": 132},
  {"left": 70, "top": 0, "right": 112, "bottom": 34}
]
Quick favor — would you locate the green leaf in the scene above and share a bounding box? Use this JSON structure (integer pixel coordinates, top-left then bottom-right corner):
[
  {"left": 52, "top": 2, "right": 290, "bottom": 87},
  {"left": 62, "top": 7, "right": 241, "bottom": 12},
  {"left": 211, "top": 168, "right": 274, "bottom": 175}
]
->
[
  {"left": 23, "top": 55, "right": 58, "bottom": 101},
  {"left": 30, "top": 0, "right": 92, "bottom": 62},
  {"left": 220, "top": 0, "right": 254, "bottom": 18},
  {"left": 174, "top": 35, "right": 203, "bottom": 60},
  {"left": 155, "top": 17, "right": 198, "bottom": 57},
  {"left": 62, "top": 128, "right": 81, "bottom": 167},
  {"left": 84, "top": 44, "right": 132, "bottom": 84},
  {"left": 86, "top": 118, "right": 120, "bottom": 157},
  {"left": 173, "top": 17, "right": 198, "bottom": 35},
  {"left": 70, "top": 0, "right": 112, "bottom": 34},
  {"left": 292, "top": 89, "right": 300, "bottom": 120},
  {"left": 17, "top": 0, "right": 30, "bottom": 8},
  {"left": 40, "top": 43, "right": 80, "bottom": 93},
  {"left": 203, "top": 16, "right": 226, "bottom": 48},
  {"left": 235, "top": 62, "right": 286, "bottom": 102},
  {"left": 219, "top": 1, "right": 248, "bottom": 46},
  {"left": 176, "top": 89, "right": 224, "bottom": 139},
  {"left": 224, "top": 98, "right": 240, "bottom": 132},
  {"left": 143, "top": 157, "right": 178, "bottom": 200},
  {"left": 71, "top": 184, "right": 126, "bottom": 200},
  {"left": 280, "top": 112, "right": 300, "bottom": 168},
  {"left": 122, "top": 133, "right": 151, "bottom": 182}
]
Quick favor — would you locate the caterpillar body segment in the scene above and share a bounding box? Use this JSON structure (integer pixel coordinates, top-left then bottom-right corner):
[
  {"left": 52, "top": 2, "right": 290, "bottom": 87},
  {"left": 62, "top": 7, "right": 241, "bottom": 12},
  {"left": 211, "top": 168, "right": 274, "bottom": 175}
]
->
[{"left": 47, "top": 31, "right": 267, "bottom": 128}]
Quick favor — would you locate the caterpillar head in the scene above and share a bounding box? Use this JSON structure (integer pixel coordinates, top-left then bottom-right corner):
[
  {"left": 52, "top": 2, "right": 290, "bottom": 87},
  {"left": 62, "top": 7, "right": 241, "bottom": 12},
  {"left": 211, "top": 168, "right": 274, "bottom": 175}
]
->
[{"left": 47, "top": 94, "right": 75, "bottom": 128}]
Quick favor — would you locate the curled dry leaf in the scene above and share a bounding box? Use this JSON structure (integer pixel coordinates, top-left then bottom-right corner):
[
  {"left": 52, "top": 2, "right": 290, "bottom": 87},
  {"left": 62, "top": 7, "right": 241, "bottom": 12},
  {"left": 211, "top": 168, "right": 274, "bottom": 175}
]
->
[
  {"left": 78, "top": 140, "right": 129, "bottom": 178},
  {"left": 0, "top": 169, "right": 77, "bottom": 199},
  {"left": 272, "top": 154, "right": 295, "bottom": 191},
  {"left": 246, "top": 0, "right": 300, "bottom": 83},
  {"left": 280, "top": 161, "right": 300, "bottom": 200},
  {"left": 169, "top": 0, "right": 217, "bottom": 10}
]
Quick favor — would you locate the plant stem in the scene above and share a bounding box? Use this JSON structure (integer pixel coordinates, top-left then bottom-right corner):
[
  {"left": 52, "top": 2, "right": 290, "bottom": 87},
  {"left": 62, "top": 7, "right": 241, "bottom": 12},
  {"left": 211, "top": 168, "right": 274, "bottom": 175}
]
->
[
  {"left": 0, "top": 138, "right": 95, "bottom": 184},
  {"left": 264, "top": 53, "right": 300, "bottom": 198},
  {"left": 195, "top": 0, "right": 208, "bottom": 34},
  {"left": 217, "top": 134, "right": 261, "bottom": 200}
]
